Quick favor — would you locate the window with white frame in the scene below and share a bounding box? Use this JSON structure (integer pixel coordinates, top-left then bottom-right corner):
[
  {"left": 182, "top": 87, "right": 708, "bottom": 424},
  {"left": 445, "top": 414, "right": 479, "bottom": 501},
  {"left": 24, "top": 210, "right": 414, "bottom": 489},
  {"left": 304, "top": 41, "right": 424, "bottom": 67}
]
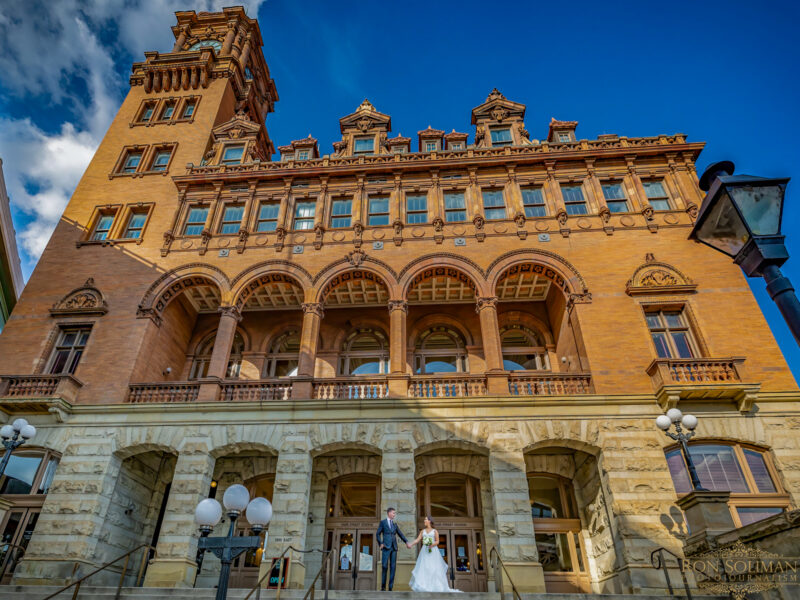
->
[
  {"left": 643, "top": 180, "right": 671, "bottom": 211},
  {"left": 482, "top": 189, "right": 506, "bottom": 220},
  {"left": 414, "top": 326, "right": 468, "bottom": 374},
  {"left": 296, "top": 150, "right": 309, "bottom": 160},
  {"left": 183, "top": 206, "right": 209, "bottom": 236},
  {"left": 159, "top": 100, "right": 176, "bottom": 120},
  {"left": 120, "top": 150, "right": 142, "bottom": 174},
  {"left": 425, "top": 141, "right": 438, "bottom": 152},
  {"left": 221, "top": 145, "right": 244, "bottom": 165},
  {"left": 263, "top": 330, "right": 300, "bottom": 377},
  {"left": 150, "top": 148, "right": 172, "bottom": 172},
  {"left": 406, "top": 194, "right": 428, "bottom": 224},
  {"left": 522, "top": 187, "right": 546, "bottom": 217},
  {"left": 561, "top": 185, "right": 588, "bottom": 215},
  {"left": 189, "top": 332, "right": 244, "bottom": 379},
  {"left": 444, "top": 192, "right": 467, "bottom": 222},
  {"left": 330, "top": 198, "right": 352, "bottom": 229},
  {"left": 353, "top": 137, "right": 374, "bottom": 155},
  {"left": 256, "top": 202, "right": 279, "bottom": 232},
  {"left": 602, "top": 182, "right": 630, "bottom": 213},
  {"left": 122, "top": 210, "right": 148, "bottom": 239},
  {"left": 339, "top": 328, "right": 389, "bottom": 375},
  {"left": 490, "top": 128, "right": 512, "bottom": 147},
  {"left": 368, "top": 196, "right": 390, "bottom": 226},
  {"left": 91, "top": 212, "right": 116, "bottom": 241},
  {"left": 293, "top": 201, "right": 315, "bottom": 230},
  {"left": 500, "top": 325, "right": 550, "bottom": 371},
  {"left": 219, "top": 204, "right": 244, "bottom": 234}
]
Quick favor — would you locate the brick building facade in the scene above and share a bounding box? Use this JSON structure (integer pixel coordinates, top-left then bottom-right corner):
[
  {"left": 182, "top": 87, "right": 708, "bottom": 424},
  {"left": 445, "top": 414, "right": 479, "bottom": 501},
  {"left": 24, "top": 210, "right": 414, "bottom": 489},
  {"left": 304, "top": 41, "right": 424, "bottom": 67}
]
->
[{"left": 0, "top": 6, "right": 797, "bottom": 595}]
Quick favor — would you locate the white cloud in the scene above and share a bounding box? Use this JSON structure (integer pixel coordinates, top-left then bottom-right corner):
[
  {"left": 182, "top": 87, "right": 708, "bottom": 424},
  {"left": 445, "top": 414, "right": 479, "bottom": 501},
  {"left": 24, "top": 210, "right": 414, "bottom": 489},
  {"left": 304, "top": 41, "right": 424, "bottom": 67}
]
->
[{"left": 0, "top": 0, "right": 265, "bottom": 276}]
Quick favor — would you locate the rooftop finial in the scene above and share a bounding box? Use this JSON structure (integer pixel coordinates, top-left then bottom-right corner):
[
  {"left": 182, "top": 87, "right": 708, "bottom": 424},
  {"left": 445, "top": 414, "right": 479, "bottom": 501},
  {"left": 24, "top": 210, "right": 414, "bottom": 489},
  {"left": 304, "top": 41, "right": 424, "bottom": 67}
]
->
[
  {"left": 358, "top": 99, "right": 374, "bottom": 111},
  {"left": 487, "top": 88, "right": 505, "bottom": 102}
]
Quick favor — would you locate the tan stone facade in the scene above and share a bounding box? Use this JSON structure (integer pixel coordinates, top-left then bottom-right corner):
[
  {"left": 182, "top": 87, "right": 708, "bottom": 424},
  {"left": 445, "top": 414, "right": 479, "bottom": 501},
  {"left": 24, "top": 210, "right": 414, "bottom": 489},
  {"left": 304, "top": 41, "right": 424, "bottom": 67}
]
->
[{"left": 0, "top": 6, "right": 797, "bottom": 596}]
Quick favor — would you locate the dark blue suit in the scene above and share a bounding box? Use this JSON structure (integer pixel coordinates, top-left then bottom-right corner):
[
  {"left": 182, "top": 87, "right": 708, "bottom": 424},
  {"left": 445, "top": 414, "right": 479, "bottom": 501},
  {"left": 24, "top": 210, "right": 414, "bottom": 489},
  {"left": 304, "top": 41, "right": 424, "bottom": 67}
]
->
[{"left": 376, "top": 517, "right": 407, "bottom": 590}]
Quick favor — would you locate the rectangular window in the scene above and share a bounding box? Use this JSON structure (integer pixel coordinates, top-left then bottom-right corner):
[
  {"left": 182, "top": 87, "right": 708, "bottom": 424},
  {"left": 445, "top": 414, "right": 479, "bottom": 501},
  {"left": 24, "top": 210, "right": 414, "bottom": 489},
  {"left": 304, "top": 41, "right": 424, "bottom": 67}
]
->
[
  {"left": 557, "top": 132, "right": 571, "bottom": 143},
  {"left": 139, "top": 102, "right": 156, "bottom": 123},
  {"left": 450, "top": 142, "right": 463, "bottom": 150},
  {"left": 91, "top": 213, "right": 116, "bottom": 241},
  {"left": 181, "top": 99, "right": 196, "bottom": 119},
  {"left": 368, "top": 196, "right": 390, "bottom": 226},
  {"left": 150, "top": 149, "right": 172, "bottom": 172},
  {"left": 256, "top": 202, "right": 279, "bottom": 232},
  {"left": 490, "top": 128, "right": 512, "bottom": 147},
  {"left": 296, "top": 150, "right": 309, "bottom": 160},
  {"left": 121, "top": 151, "right": 142, "bottom": 174},
  {"left": 643, "top": 180, "right": 671, "bottom": 211},
  {"left": 353, "top": 137, "right": 374, "bottom": 155},
  {"left": 482, "top": 190, "right": 506, "bottom": 220},
  {"left": 561, "top": 185, "right": 588, "bottom": 215},
  {"left": 183, "top": 206, "right": 209, "bottom": 236},
  {"left": 522, "top": 187, "right": 546, "bottom": 218},
  {"left": 425, "top": 141, "right": 438, "bottom": 152},
  {"left": 293, "top": 201, "right": 316, "bottom": 230},
  {"left": 392, "top": 146, "right": 407, "bottom": 154},
  {"left": 220, "top": 204, "right": 244, "bottom": 235},
  {"left": 602, "top": 182, "right": 630, "bottom": 213},
  {"left": 160, "top": 101, "right": 176, "bottom": 120},
  {"left": 221, "top": 145, "right": 244, "bottom": 165},
  {"left": 406, "top": 194, "right": 428, "bottom": 224},
  {"left": 444, "top": 192, "right": 466, "bottom": 222},
  {"left": 48, "top": 327, "right": 91, "bottom": 375},
  {"left": 645, "top": 309, "right": 696, "bottom": 359},
  {"left": 122, "top": 210, "right": 148, "bottom": 239},
  {"left": 330, "top": 199, "right": 352, "bottom": 229}
]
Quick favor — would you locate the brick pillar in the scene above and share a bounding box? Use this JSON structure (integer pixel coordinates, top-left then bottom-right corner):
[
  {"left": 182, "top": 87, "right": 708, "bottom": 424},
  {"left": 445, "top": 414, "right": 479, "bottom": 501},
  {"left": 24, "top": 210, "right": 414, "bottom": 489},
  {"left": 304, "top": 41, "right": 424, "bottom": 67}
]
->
[
  {"left": 13, "top": 438, "right": 120, "bottom": 585},
  {"left": 388, "top": 300, "right": 409, "bottom": 397},
  {"left": 293, "top": 303, "right": 323, "bottom": 399},
  {"left": 264, "top": 437, "right": 313, "bottom": 588},
  {"left": 476, "top": 297, "right": 507, "bottom": 394},
  {"left": 144, "top": 444, "right": 215, "bottom": 587},
  {"left": 197, "top": 306, "right": 241, "bottom": 402},
  {"left": 380, "top": 437, "right": 417, "bottom": 590},
  {"left": 488, "top": 444, "right": 545, "bottom": 593}
]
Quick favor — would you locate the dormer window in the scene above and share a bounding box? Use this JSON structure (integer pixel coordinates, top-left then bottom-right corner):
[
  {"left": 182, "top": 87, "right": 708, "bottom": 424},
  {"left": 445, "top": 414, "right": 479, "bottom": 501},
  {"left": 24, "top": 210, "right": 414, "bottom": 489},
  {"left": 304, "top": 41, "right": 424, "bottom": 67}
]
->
[
  {"left": 425, "top": 141, "right": 439, "bottom": 152},
  {"left": 490, "top": 128, "right": 512, "bottom": 147},
  {"left": 354, "top": 137, "right": 374, "bottom": 155},
  {"left": 557, "top": 132, "right": 571, "bottom": 143},
  {"left": 450, "top": 143, "right": 463, "bottom": 150},
  {"left": 221, "top": 145, "right": 244, "bottom": 165},
  {"left": 392, "top": 146, "right": 407, "bottom": 154},
  {"left": 296, "top": 150, "right": 309, "bottom": 160}
]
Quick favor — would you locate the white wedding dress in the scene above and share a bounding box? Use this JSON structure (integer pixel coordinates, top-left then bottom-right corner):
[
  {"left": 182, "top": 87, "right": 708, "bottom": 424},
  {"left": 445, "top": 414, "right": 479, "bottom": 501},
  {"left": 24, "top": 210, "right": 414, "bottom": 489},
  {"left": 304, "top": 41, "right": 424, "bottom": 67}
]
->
[{"left": 409, "top": 530, "right": 461, "bottom": 592}]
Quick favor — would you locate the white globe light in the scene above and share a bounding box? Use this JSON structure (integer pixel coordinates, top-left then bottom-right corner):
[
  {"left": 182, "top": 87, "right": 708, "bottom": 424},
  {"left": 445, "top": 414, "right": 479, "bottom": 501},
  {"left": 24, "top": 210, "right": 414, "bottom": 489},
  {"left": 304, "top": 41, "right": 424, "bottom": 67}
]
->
[
  {"left": 681, "top": 414, "right": 698, "bottom": 431},
  {"left": 655, "top": 415, "right": 672, "bottom": 431},
  {"left": 0, "top": 425, "right": 14, "bottom": 439},
  {"left": 666, "top": 408, "right": 683, "bottom": 423},
  {"left": 20, "top": 424, "right": 36, "bottom": 440},
  {"left": 195, "top": 498, "right": 223, "bottom": 527},
  {"left": 223, "top": 484, "right": 250, "bottom": 512},
  {"left": 12, "top": 418, "right": 28, "bottom": 432},
  {"left": 246, "top": 497, "right": 273, "bottom": 527}
]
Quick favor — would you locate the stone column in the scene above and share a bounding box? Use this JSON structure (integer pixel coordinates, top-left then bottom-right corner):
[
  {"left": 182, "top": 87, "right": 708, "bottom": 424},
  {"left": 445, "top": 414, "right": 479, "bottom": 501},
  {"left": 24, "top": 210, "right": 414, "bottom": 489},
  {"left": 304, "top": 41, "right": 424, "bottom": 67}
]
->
[
  {"left": 488, "top": 442, "right": 544, "bottom": 593},
  {"left": 264, "top": 436, "right": 313, "bottom": 588},
  {"left": 505, "top": 167, "right": 525, "bottom": 217},
  {"left": 144, "top": 443, "right": 215, "bottom": 587},
  {"left": 387, "top": 301, "right": 409, "bottom": 396},
  {"left": 294, "top": 303, "right": 323, "bottom": 399},
  {"left": 625, "top": 156, "right": 651, "bottom": 212},
  {"left": 12, "top": 437, "right": 120, "bottom": 585},
  {"left": 476, "top": 297, "right": 507, "bottom": 394},
  {"left": 197, "top": 306, "right": 241, "bottom": 402},
  {"left": 173, "top": 25, "right": 189, "bottom": 52},
  {"left": 380, "top": 436, "right": 417, "bottom": 590},
  {"left": 222, "top": 22, "right": 237, "bottom": 55},
  {"left": 239, "top": 34, "right": 252, "bottom": 69}
]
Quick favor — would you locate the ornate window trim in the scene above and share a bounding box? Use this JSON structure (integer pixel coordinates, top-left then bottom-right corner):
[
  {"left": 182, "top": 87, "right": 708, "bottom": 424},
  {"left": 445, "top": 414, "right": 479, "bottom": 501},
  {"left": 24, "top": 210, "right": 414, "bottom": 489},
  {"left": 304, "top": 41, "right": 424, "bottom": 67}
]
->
[
  {"left": 626, "top": 255, "right": 697, "bottom": 296},
  {"left": 50, "top": 279, "right": 108, "bottom": 318}
]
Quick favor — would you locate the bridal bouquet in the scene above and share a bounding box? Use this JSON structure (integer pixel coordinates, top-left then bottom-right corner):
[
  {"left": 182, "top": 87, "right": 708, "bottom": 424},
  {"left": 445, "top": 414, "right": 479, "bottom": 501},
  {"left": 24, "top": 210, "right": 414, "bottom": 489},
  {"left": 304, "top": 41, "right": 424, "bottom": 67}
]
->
[{"left": 422, "top": 537, "right": 434, "bottom": 553}]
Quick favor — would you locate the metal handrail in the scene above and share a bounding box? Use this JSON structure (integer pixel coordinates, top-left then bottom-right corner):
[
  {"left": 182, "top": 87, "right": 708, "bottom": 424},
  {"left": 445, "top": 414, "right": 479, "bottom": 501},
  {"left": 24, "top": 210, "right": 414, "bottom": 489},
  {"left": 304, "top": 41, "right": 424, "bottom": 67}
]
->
[
  {"left": 488, "top": 547, "right": 522, "bottom": 600},
  {"left": 303, "top": 549, "right": 333, "bottom": 600},
  {"left": 650, "top": 547, "right": 693, "bottom": 599},
  {"left": 243, "top": 546, "right": 329, "bottom": 600},
  {"left": 41, "top": 543, "right": 156, "bottom": 600}
]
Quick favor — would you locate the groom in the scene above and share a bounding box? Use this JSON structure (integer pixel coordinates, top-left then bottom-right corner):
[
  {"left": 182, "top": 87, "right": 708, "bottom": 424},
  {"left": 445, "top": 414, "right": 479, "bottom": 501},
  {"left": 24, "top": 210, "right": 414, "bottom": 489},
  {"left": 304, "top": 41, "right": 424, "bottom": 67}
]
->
[{"left": 376, "top": 507, "right": 409, "bottom": 591}]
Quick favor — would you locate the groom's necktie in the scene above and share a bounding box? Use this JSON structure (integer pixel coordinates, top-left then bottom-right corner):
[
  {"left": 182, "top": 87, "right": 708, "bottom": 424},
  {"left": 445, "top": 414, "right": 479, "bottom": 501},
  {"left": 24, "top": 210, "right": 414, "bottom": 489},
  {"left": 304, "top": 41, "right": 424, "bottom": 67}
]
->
[{"left": 388, "top": 518, "right": 393, "bottom": 530}]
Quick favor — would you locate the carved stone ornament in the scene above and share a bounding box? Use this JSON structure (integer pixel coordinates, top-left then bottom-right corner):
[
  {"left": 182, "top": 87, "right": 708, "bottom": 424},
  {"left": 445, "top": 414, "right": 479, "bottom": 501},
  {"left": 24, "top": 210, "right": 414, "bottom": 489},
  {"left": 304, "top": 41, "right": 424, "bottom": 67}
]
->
[
  {"left": 491, "top": 107, "right": 509, "bottom": 122},
  {"left": 392, "top": 219, "right": 403, "bottom": 236},
  {"left": 686, "top": 202, "right": 699, "bottom": 220},
  {"left": 556, "top": 209, "right": 568, "bottom": 226},
  {"left": 517, "top": 122, "right": 530, "bottom": 140},
  {"left": 566, "top": 291, "right": 593, "bottom": 311},
  {"left": 50, "top": 278, "right": 108, "bottom": 317},
  {"left": 301, "top": 302, "right": 324, "bottom": 318},
  {"left": 514, "top": 212, "right": 526, "bottom": 228},
  {"left": 626, "top": 255, "right": 697, "bottom": 296},
  {"left": 641, "top": 206, "right": 655, "bottom": 221},
  {"left": 218, "top": 305, "right": 243, "bottom": 322},
  {"left": 599, "top": 207, "right": 611, "bottom": 224},
  {"left": 346, "top": 249, "right": 367, "bottom": 267},
  {"left": 432, "top": 217, "right": 444, "bottom": 232},
  {"left": 356, "top": 117, "right": 372, "bottom": 132},
  {"left": 387, "top": 300, "right": 408, "bottom": 313},
  {"left": 475, "top": 296, "right": 499, "bottom": 313},
  {"left": 473, "top": 215, "right": 485, "bottom": 230}
]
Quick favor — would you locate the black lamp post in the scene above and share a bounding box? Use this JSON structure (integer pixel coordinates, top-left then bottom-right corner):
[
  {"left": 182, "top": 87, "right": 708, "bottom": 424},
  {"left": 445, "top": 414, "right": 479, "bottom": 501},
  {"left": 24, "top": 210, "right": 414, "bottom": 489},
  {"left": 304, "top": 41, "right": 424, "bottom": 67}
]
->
[
  {"left": 690, "top": 161, "right": 800, "bottom": 344},
  {"left": 0, "top": 418, "right": 37, "bottom": 477},
  {"left": 656, "top": 409, "right": 706, "bottom": 491}
]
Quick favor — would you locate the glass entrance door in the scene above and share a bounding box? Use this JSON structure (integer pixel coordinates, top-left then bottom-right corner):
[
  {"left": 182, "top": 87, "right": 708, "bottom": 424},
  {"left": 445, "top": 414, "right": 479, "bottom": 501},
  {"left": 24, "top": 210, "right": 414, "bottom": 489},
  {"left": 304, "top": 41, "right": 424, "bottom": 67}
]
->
[
  {"left": 534, "top": 520, "right": 589, "bottom": 592},
  {"left": 434, "top": 528, "right": 487, "bottom": 592},
  {"left": 331, "top": 528, "right": 377, "bottom": 590},
  {"left": 0, "top": 508, "right": 40, "bottom": 584}
]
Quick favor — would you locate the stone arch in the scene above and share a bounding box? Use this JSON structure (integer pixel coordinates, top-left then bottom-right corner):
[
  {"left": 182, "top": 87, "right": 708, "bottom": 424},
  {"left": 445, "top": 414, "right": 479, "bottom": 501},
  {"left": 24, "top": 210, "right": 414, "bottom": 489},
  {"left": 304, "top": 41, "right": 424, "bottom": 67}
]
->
[
  {"left": 259, "top": 320, "right": 304, "bottom": 354},
  {"left": 137, "top": 264, "right": 231, "bottom": 324},
  {"left": 330, "top": 316, "right": 391, "bottom": 352},
  {"left": 187, "top": 322, "right": 253, "bottom": 355},
  {"left": 308, "top": 423, "right": 388, "bottom": 452},
  {"left": 312, "top": 260, "right": 399, "bottom": 304},
  {"left": 522, "top": 438, "right": 602, "bottom": 458},
  {"left": 210, "top": 441, "right": 279, "bottom": 459},
  {"left": 399, "top": 253, "right": 489, "bottom": 299},
  {"left": 486, "top": 249, "right": 589, "bottom": 298},
  {"left": 113, "top": 442, "right": 179, "bottom": 461},
  {"left": 231, "top": 262, "right": 312, "bottom": 310},
  {"left": 407, "top": 312, "right": 476, "bottom": 348},
  {"left": 311, "top": 440, "right": 383, "bottom": 458},
  {"left": 415, "top": 439, "right": 489, "bottom": 458},
  {"left": 497, "top": 310, "right": 555, "bottom": 346}
]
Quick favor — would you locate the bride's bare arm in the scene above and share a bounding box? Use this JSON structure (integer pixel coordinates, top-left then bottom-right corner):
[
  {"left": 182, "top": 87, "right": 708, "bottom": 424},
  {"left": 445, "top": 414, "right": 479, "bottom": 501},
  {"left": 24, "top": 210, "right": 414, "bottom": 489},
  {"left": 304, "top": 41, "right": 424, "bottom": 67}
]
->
[
  {"left": 434, "top": 529, "right": 440, "bottom": 546},
  {"left": 409, "top": 529, "right": 424, "bottom": 547}
]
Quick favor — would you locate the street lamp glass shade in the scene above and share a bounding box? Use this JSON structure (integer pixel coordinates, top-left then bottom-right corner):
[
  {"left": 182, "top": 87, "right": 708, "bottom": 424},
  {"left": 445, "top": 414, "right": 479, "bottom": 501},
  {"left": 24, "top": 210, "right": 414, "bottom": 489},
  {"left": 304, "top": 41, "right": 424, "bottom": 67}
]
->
[
  {"left": 0, "top": 425, "right": 13, "bottom": 439},
  {"left": 681, "top": 414, "right": 698, "bottom": 430},
  {"left": 655, "top": 415, "right": 672, "bottom": 430},
  {"left": 195, "top": 498, "right": 223, "bottom": 527},
  {"left": 728, "top": 183, "right": 785, "bottom": 236},
  {"left": 666, "top": 408, "right": 683, "bottom": 423},
  {"left": 20, "top": 424, "right": 36, "bottom": 439},
  {"left": 12, "top": 418, "right": 28, "bottom": 432},
  {"left": 246, "top": 497, "right": 273, "bottom": 527},
  {"left": 222, "top": 483, "right": 250, "bottom": 512},
  {"left": 695, "top": 191, "right": 750, "bottom": 258}
]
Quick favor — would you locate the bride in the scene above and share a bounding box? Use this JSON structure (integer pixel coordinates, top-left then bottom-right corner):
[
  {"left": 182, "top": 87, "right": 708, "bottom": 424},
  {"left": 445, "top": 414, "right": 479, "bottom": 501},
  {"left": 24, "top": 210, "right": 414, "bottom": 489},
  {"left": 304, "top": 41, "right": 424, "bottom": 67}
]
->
[{"left": 408, "top": 516, "right": 461, "bottom": 592}]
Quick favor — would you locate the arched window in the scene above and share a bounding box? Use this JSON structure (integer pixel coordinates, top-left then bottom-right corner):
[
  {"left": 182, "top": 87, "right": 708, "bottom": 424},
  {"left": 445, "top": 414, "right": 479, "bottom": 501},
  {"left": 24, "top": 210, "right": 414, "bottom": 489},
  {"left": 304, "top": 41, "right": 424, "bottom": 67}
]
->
[
  {"left": 414, "top": 326, "right": 468, "bottom": 374},
  {"left": 189, "top": 332, "right": 244, "bottom": 379},
  {"left": 263, "top": 330, "right": 300, "bottom": 377},
  {"left": 417, "top": 473, "right": 482, "bottom": 518},
  {"left": 339, "top": 329, "right": 388, "bottom": 375},
  {"left": 665, "top": 442, "right": 791, "bottom": 526},
  {"left": 501, "top": 325, "right": 549, "bottom": 371},
  {"left": 327, "top": 474, "right": 380, "bottom": 518}
]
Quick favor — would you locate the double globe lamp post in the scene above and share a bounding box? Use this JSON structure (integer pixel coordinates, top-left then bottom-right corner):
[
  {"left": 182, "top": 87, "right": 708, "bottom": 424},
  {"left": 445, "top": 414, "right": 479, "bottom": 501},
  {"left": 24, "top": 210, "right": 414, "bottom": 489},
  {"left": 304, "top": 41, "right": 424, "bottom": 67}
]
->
[
  {"left": 195, "top": 484, "right": 273, "bottom": 600},
  {"left": 0, "top": 418, "right": 37, "bottom": 477},
  {"left": 656, "top": 408, "right": 705, "bottom": 491}
]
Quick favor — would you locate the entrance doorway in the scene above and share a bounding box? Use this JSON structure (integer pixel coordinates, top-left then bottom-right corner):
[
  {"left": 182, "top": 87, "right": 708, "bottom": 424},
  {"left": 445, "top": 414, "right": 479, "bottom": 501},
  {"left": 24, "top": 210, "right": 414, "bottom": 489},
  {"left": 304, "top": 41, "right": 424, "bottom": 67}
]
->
[
  {"left": 528, "top": 474, "right": 590, "bottom": 593},
  {"left": 324, "top": 474, "right": 380, "bottom": 590},
  {"left": 416, "top": 474, "right": 487, "bottom": 592}
]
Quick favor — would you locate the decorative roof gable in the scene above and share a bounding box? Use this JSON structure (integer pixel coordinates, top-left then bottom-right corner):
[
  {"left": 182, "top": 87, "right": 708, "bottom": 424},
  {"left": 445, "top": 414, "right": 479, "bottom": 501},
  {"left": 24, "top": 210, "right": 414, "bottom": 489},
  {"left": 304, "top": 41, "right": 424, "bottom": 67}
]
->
[
  {"left": 471, "top": 88, "right": 526, "bottom": 125},
  {"left": 339, "top": 99, "right": 392, "bottom": 134}
]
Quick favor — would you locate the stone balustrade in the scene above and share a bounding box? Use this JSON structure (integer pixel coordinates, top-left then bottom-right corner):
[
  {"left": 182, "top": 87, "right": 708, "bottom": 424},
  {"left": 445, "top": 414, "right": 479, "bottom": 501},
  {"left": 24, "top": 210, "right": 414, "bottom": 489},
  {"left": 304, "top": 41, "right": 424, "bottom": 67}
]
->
[
  {"left": 407, "top": 374, "right": 488, "bottom": 398},
  {"left": 219, "top": 380, "right": 292, "bottom": 401},
  {"left": 126, "top": 382, "right": 199, "bottom": 403},
  {"left": 508, "top": 372, "right": 593, "bottom": 395},
  {"left": 647, "top": 357, "right": 745, "bottom": 388},
  {"left": 312, "top": 377, "right": 389, "bottom": 400}
]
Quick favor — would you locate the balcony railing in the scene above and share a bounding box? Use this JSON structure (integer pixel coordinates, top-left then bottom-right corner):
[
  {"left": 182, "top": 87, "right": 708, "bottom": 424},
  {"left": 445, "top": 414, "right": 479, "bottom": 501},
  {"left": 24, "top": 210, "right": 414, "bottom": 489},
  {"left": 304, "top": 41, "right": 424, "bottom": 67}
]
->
[
  {"left": 2, "top": 375, "right": 61, "bottom": 397},
  {"left": 220, "top": 380, "right": 292, "bottom": 402},
  {"left": 407, "top": 374, "right": 487, "bottom": 398},
  {"left": 127, "top": 382, "right": 200, "bottom": 404},
  {"left": 508, "top": 373, "right": 592, "bottom": 395},
  {"left": 647, "top": 357, "right": 745, "bottom": 389},
  {"left": 313, "top": 378, "right": 389, "bottom": 400}
]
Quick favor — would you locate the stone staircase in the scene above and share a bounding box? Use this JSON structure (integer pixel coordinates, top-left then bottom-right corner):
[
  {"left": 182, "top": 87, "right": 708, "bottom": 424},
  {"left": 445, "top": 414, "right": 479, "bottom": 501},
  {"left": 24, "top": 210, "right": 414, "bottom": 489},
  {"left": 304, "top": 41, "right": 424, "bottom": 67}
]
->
[{"left": 1, "top": 587, "right": 728, "bottom": 600}]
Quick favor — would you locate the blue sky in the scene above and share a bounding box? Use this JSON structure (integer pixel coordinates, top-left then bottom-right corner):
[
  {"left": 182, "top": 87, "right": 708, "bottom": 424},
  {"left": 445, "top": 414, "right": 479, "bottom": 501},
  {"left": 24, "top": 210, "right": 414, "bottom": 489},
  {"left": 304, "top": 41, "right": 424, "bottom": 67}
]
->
[{"left": 0, "top": 0, "right": 798, "bottom": 378}]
